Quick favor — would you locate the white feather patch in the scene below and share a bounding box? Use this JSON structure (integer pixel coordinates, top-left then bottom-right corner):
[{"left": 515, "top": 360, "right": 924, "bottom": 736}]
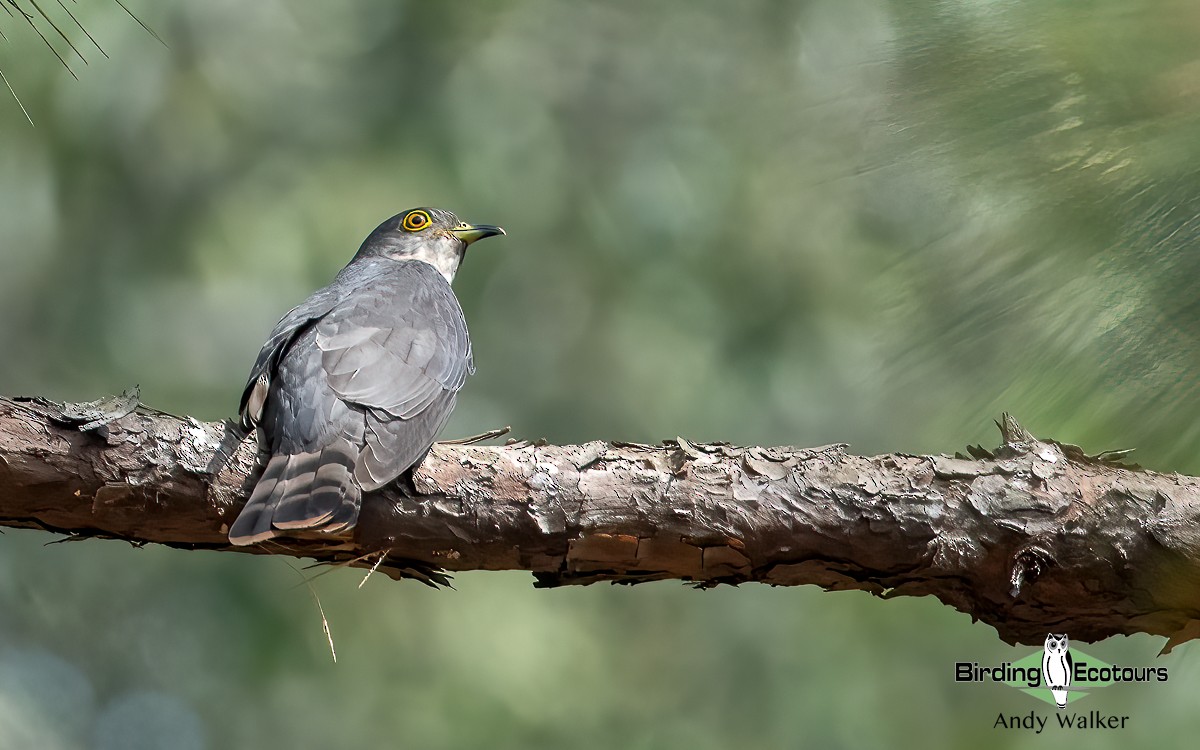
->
[{"left": 245, "top": 374, "right": 269, "bottom": 425}]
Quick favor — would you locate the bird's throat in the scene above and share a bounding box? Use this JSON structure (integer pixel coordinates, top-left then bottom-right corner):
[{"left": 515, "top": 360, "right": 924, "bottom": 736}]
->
[{"left": 405, "top": 246, "right": 463, "bottom": 284}]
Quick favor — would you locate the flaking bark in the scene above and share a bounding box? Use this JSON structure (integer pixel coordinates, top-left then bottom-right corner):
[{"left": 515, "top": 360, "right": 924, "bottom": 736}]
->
[{"left": 2, "top": 393, "right": 1199, "bottom": 649}]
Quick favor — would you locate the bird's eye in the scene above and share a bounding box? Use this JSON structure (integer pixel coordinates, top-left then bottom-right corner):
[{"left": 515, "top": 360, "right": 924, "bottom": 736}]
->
[{"left": 402, "top": 210, "right": 431, "bottom": 232}]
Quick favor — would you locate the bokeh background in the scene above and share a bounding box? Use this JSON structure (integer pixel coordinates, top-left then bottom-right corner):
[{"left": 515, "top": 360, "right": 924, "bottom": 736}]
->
[{"left": 2, "top": 0, "right": 1200, "bottom": 747}]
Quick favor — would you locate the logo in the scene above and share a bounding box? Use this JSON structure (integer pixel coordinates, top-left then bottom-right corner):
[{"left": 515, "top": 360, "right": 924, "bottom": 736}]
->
[{"left": 954, "top": 633, "right": 1168, "bottom": 732}]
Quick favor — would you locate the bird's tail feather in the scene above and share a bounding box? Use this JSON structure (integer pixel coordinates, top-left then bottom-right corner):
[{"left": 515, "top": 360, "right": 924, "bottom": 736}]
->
[
  {"left": 228, "top": 442, "right": 361, "bottom": 546},
  {"left": 228, "top": 453, "right": 288, "bottom": 545}
]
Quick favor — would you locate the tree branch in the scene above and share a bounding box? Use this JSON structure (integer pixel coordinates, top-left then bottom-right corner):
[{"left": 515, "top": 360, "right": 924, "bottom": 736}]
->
[{"left": 3, "top": 394, "right": 1199, "bottom": 649}]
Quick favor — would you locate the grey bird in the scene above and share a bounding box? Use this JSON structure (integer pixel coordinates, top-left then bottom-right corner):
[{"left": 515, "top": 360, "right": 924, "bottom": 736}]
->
[{"left": 228, "top": 207, "right": 504, "bottom": 546}]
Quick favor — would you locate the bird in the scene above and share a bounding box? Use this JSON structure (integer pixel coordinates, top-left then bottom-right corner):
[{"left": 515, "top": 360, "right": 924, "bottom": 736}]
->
[
  {"left": 228, "top": 207, "right": 504, "bottom": 546},
  {"left": 1041, "top": 633, "right": 1072, "bottom": 709}
]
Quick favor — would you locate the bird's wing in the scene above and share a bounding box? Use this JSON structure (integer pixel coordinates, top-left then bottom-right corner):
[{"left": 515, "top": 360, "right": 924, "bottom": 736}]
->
[
  {"left": 315, "top": 260, "right": 473, "bottom": 489},
  {"left": 238, "top": 284, "right": 343, "bottom": 429}
]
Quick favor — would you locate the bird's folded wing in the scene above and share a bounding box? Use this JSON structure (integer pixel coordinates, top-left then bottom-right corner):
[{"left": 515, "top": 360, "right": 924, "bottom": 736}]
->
[
  {"left": 314, "top": 263, "right": 473, "bottom": 491},
  {"left": 238, "top": 286, "right": 343, "bottom": 428},
  {"left": 315, "top": 262, "right": 472, "bottom": 419}
]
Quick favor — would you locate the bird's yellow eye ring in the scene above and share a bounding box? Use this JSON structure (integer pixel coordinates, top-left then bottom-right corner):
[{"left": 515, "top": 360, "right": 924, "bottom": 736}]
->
[{"left": 402, "top": 210, "right": 431, "bottom": 232}]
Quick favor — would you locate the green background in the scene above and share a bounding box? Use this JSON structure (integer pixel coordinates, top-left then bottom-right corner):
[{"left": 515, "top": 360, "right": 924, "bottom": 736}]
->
[{"left": 2, "top": 1, "right": 1199, "bottom": 747}]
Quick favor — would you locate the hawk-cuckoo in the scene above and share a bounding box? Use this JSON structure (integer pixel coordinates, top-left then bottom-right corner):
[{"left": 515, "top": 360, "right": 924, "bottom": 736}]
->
[{"left": 228, "top": 207, "right": 504, "bottom": 545}]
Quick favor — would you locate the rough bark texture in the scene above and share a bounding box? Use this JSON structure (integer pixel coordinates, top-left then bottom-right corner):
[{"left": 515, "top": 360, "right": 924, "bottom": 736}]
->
[{"left": 2, "top": 394, "right": 1200, "bottom": 649}]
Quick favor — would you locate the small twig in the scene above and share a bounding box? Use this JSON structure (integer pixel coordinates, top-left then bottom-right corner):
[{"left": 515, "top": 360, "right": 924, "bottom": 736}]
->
[
  {"left": 43, "top": 534, "right": 86, "bottom": 546},
  {"left": 439, "top": 426, "right": 511, "bottom": 445}
]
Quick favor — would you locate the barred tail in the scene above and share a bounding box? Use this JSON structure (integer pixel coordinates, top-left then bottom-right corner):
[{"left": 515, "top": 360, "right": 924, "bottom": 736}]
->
[{"left": 228, "top": 440, "right": 362, "bottom": 545}]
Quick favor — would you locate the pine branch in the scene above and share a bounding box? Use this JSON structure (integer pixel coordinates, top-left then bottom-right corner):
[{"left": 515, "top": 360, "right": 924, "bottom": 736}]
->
[{"left": 2, "top": 393, "right": 1199, "bottom": 650}]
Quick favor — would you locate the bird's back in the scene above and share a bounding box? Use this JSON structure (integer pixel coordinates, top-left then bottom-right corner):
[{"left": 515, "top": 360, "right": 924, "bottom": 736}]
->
[{"left": 229, "top": 259, "right": 473, "bottom": 545}]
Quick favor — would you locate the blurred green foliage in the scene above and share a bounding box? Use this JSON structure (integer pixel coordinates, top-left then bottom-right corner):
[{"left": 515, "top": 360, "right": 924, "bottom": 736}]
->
[{"left": 3, "top": 1, "right": 1200, "bottom": 747}]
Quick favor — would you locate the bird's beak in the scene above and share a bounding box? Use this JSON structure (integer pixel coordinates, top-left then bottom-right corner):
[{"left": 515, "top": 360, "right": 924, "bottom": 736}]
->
[{"left": 451, "top": 223, "right": 506, "bottom": 245}]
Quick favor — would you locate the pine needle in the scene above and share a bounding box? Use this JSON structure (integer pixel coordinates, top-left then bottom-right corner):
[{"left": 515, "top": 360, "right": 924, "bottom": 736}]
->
[
  {"left": 113, "top": 0, "right": 165, "bottom": 47},
  {"left": 0, "top": 68, "right": 31, "bottom": 125},
  {"left": 2, "top": 0, "right": 167, "bottom": 123},
  {"left": 28, "top": 0, "right": 87, "bottom": 64},
  {"left": 9, "top": 0, "right": 77, "bottom": 79},
  {"left": 294, "top": 550, "right": 386, "bottom": 585},
  {"left": 359, "top": 551, "right": 387, "bottom": 589},
  {"left": 285, "top": 561, "right": 338, "bottom": 664},
  {"left": 56, "top": 0, "right": 106, "bottom": 58}
]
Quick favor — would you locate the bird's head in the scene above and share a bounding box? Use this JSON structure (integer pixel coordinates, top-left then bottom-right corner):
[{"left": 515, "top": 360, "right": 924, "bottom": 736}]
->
[{"left": 354, "top": 207, "right": 505, "bottom": 283}]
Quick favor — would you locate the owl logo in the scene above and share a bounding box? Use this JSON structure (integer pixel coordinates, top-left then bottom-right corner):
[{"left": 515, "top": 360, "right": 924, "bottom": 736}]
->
[{"left": 1042, "top": 633, "right": 1072, "bottom": 708}]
